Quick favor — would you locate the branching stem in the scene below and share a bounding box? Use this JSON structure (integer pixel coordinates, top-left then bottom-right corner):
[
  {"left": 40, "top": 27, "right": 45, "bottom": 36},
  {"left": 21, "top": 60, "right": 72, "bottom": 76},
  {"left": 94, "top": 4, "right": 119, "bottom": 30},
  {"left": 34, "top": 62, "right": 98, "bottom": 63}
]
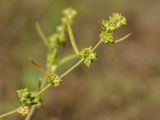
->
[
  {"left": 0, "top": 107, "right": 20, "bottom": 119},
  {"left": 25, "top": 106, "right": 36, "bottom": 120}
]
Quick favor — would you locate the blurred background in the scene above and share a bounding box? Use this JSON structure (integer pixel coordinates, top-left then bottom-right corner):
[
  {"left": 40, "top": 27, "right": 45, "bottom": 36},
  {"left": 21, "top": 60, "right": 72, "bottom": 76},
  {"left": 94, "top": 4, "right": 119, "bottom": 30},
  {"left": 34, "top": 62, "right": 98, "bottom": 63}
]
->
[{"left": 0, "top": 0, "right": 160, "bottom": 120}]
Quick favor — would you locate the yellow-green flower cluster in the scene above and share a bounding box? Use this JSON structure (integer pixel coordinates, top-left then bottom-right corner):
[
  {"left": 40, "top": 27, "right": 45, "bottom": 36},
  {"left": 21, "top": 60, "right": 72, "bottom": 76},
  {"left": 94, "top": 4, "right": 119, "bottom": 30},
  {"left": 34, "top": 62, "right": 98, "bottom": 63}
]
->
[
  {"left": 17, "top": 88, "right": 42, "bottom": 116},
  {"left": 47, "top": 72, "right": 62, "bottom": 87},
  {"left": 17, "top": 88, "right": 34, "bottom": 106},
  {"left": 80, "top": 47, "right": 97, "bottom": 67},
  {"left": 48, "top": 8, "right": 77, "bottom": 49},
  {"left": 99, "top": 31, "right": 113, "bottom": 44},
  {"left": 100, "top": 13, "right": 127, "bottom": 44}
]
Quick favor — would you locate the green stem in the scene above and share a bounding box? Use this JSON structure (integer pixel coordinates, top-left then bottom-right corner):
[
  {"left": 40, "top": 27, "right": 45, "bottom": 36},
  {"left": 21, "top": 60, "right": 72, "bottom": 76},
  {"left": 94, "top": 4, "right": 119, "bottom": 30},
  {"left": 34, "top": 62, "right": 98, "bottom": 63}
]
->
[
  {"left": 25, "top": 106, "right": 36, "bottom": 120},
  {"left": 115, "top": 33, "right": 132, "bottom": 43},
  {"left": 59, "top": 54, "right": 78, "bottom": 66},
  {"left": 92, "top": 40, "right": 102, "bottom": 52},
  {"left": 60, "top": 59, "right": 83, "bottom": 78},
  {"left": 35, "top": 84, "right": 52, "bottom": 97},
  {"left": 0, "top": 107, "right": 20, "bottom": 119},
  {"left": 50, "top": 48, "right": 57, "bottom": 66}
]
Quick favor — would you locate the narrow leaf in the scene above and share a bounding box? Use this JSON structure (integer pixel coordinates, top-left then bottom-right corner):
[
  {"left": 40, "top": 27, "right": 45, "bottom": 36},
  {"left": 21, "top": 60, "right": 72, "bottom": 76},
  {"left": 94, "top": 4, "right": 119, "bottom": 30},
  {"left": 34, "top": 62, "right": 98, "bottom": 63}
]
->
[
  {"left": 35, "top": 22, "right": 50, "bottom": 49},
  {"left": 66, "top": 18, "right": 79, "bottom": 54}
]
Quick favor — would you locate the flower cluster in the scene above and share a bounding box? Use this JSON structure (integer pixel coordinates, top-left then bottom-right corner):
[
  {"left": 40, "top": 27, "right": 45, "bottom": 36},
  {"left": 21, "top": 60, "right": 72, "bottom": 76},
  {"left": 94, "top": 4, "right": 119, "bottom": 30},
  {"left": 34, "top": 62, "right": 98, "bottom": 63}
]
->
[
  {"left": 99, "top": 31, "right": 113, "bottom": 44},
  {"left": 100, "top": 13, "right": 127, "bottom": 44},
  {"left": 17, "top": 88, "right": 34, "bottom": 106},
  {"left": 79, "top": 47, "right": 97, "bottom": 67},
  {"left": 17, "top": 87, "right": 43, "bottom": 116},
  {"left": 47, "top": 72, "right": 62, "bottom": 87},
  {"left": 48, "top": 8, "right": 77, "bottom": 49}
]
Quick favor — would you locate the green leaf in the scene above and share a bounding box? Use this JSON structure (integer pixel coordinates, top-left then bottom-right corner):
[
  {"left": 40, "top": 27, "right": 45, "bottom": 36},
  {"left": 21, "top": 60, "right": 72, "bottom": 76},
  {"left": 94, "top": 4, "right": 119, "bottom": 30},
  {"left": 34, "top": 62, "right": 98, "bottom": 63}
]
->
[
  {"left": 66, "top": 18, "right": 79, "bottom": 54},
  {"left": 35, "top": 22, "right": 50, "bottom": 49}
]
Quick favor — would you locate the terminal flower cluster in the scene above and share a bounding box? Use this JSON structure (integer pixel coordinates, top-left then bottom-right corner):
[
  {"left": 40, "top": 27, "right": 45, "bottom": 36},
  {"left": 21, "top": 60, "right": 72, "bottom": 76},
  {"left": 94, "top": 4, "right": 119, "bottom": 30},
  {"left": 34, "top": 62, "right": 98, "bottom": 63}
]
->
[{"left": 100, "top": 13, "right": 127, "bottom": 44}]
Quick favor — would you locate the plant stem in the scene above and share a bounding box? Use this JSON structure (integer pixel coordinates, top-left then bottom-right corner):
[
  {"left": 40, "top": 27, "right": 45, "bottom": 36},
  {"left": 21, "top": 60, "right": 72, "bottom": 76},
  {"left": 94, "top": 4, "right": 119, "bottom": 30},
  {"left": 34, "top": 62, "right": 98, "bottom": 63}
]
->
[
  {"left": 115, "top": 33, "right": 132, "bottom": 43},
  {"left": 92, "top": 40, "right": 102, "bottom": 52},
  {"left": 50, "top": 48, "right": 57, "bottom": 66},
  {"left": 60, "top": 59, "right": 83, "bottom": 78},
  {"left": 59, "top": 54, "right": 78, "bottom": 66},
  {"left": 0, "top": 107, "right": 20, "bottom": 119},
  {"left": 35, "top": 84, "right": 52, "bottom": 97},
  {"left": 25, "top": 106, "right": 36, "bottom": 120}
]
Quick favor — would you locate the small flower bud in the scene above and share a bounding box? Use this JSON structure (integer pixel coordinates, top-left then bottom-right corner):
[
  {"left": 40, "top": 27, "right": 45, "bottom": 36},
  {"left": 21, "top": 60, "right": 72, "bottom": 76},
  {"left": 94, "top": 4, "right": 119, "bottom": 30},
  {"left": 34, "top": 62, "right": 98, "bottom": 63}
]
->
[{"left": 80, "top": 47, "right": 97, "bottom": 67}]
